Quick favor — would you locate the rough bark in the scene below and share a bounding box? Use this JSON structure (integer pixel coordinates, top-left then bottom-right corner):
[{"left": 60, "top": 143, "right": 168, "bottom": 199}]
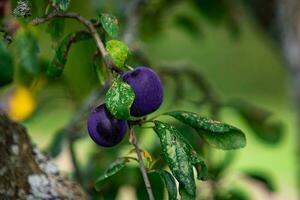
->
[{"left": 0, "top": 110, "right": 87, "bottom": 199}]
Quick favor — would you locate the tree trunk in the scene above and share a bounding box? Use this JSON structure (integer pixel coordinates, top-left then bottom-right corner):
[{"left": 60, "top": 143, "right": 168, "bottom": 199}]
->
[{"left": 0, "top": 110, "right": 86, "bottom": 199}]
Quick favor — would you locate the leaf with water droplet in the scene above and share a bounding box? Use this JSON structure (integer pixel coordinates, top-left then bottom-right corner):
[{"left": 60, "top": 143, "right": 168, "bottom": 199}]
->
[
  {"left": 190, "top": 151, "right": 208, "bottom": 181},
  {"left": 95, "top": 158, "right": 128, "bottom": 191},
  {"left": 47, "top": 30, "right": 91, "bottom": 78},
  {"left": 104, "top": 76, "right": 135, "bottom": 120},
  {"left": 153, "top": 120, "right": 196, "bottom": 197},
  {"left": 151, "top": 170, "right": 178, "bottom": 200},
  {"left": 165, "top": 111, "right": 246, "bottom": 150},
  {"left": 100, "top": 13, "right": 119, "bottom": 38},
  {"left": 106, "top": 40, "right": 129, "bottom": 70},
  {"left": 179, "top": 183, "right": 195, "bottom": 200}
]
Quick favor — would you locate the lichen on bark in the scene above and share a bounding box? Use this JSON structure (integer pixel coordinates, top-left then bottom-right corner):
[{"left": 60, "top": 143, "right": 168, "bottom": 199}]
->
[{"left": 0, "top": 109, "right": 86, "bottom": 199}]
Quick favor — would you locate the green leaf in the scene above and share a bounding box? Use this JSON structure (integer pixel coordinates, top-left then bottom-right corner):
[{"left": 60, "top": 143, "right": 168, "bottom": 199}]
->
[
  {"left": 229, "top": 100, "right": 283, "bottom": 144},
  {"left": 0, "top": 42, "right": 13, "bottom": 87},
  {"left": 190, "top": 151, "right": 208, "bottom": 181},
  {"left": 174, "top": 14, "right": 202, "bottom": 37},
  {"left": 166, "top": 111, "right": 246, "bottom": 150},
  {"left": 52, "top": 0, "right": 70, "bottom": 11},
  {"left": 104, "top": 76, "right": 135, "bottom": 119},
  {"left": 152, "top": 170, "right": 177, "bottom": 200},
  {"left": 93, "top": 53, "right": 109, "bottom": 86},
  {"left": 47, "top": 31, "right": 91, "bottom": 78},
  {"left": 192, "top": 0, "right": 228, "bottom": 24},
  {"left": 179, "top": 183, "right": 195, "bottom": 200},
  {"left": 153, "top": 121, "right": 196, "bottom": 197},
  {"left": 95, "top": 158, "right": 128, "bottom": 191},
  {"left": 100, "top": 13, "right": 119, "bottom": 38},
  {"left": 13, "top": 0, "right": 31, "bottom": 18},
  {"left": 47, "top": 130, "right": 66, "bottom": 158},
  {"left": 106, "top": 40, "right": 129, "bottom": 69},
  {"left": 46, "top": 19, "right": 65, "bottom": 41},
  {"left": 15, "top": 28, "right": 40, "bottom": 75},
  {"left": 216, "top": 187, "right": 249, "bottom": 200},
  {"left": 244, "top": 171, "right": 275, "bottom": 192}
]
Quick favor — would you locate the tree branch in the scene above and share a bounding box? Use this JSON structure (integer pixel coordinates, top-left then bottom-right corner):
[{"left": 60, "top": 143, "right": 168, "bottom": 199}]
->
[
  {"left": 31, "top": 12, "right": 120, "bottom": 73},
  {"left": 129, "top": 127, "right": 155, "bottom": 200}
]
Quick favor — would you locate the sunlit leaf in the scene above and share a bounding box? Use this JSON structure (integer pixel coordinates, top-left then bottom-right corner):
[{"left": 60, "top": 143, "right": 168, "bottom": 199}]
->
[
  {"left": 153, "top": 121, "right": 196, "bottom": 197},
  {"left": 106, "top": 40, "right": 129, "bottom": 69},
  {"left": 100, "top": 13, "right": 119, "bottom": 38},
  {"left": 229, "top": 100, "right": 283, "bottom": 144},
  {"left": 151, "top": 170, "right": 177, "bottom": 200},
  {"left": 166, "top": 111, "right": 246, "bottom": 150},
  {"left": 104, "top": 76, "right": 135, "bottom": 120},
  {"left": 95, "top": 158, "right": 128, "bottom": 191},
  {"left": 47, "top": 30, "right": 91, "bottom": 77},
  {"left": 15, "top": 28, "right": 40, "bottom": 75},
  {"left": 0, "top": 42, "right": 13, "bottom": 87},
  {"left": 127, "top": 148, "right": 152, "bottom": 168},
  {"left": 52, "top": 0, "right": 70, "bottom": 11}
]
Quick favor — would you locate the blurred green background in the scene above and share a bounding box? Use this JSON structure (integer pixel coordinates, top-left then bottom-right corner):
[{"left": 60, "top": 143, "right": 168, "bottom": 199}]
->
[{"left": 9, "top": 0, "right": 296, "bottom": 199}]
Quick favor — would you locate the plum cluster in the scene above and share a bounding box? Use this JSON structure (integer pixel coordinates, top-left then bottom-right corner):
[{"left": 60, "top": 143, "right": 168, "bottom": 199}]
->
[{"left": 87, "top": 67, "right": 163, "bottom": 147}]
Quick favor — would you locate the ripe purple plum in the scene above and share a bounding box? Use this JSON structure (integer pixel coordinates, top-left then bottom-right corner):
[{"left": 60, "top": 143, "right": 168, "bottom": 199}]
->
[
  {"left": 87, "top": 104, "right": 128, "bottom": 147},
  {"left": 122, "top": 66, "right": 163, "bottom": 117}
]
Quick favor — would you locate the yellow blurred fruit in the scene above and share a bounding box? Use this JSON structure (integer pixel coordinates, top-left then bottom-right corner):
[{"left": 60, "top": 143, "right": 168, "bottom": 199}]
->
[{"left": 8, "top": 86, "right": 36, "bottom": 121}]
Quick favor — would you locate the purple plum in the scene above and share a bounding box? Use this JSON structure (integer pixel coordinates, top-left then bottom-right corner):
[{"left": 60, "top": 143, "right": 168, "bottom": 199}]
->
[
  {"left": 87, "top": 104, "right": 128, "bottom": 147},
  {"left": 122, "top": 66, "right": 164, "bottom": 117}
]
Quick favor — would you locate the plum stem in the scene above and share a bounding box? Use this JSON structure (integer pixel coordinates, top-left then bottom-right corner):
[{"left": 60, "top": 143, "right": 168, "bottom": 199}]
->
[{"left": 130, "top": 127, "right": 155, "bottom": 200}]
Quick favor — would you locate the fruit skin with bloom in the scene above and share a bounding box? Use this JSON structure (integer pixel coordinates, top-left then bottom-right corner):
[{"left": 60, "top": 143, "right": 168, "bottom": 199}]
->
[
  {"left": 121, "top": 66, "right": 164, "bottom": 117},
  {"left": 87, "top": 104, "right": 128, "bottom": 147}
]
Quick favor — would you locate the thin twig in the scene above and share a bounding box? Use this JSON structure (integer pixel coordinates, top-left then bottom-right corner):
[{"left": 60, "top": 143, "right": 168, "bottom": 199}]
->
[
  {"left": 31, "top": 12, "right": 119, "bottom": 73},
  {"left": 130, "top": 127, "right": 155, "bottom": 200}
]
